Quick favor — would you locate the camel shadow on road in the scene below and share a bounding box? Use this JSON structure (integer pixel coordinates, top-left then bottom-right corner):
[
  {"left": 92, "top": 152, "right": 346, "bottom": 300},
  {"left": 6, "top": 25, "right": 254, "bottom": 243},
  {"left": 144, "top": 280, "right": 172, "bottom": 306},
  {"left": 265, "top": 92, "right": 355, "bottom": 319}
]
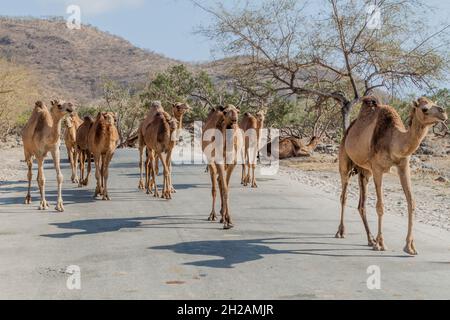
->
[
  {"left": 40, "top": 215, "right": 211, "bottom": 238},
  {"left": 150, "top": 237, "right": 411, "bottom": 269}
]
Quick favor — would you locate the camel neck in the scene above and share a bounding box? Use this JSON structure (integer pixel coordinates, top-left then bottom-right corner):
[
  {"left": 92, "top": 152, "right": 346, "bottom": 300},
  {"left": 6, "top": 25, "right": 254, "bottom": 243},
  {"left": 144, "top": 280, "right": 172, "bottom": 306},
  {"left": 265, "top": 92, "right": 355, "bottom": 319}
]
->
[
  {"left": 50, "top": 113, "right": 63, "bottom": 144},
  {"left": 396, "top": 115, "right": 429, "bottom": 157}
]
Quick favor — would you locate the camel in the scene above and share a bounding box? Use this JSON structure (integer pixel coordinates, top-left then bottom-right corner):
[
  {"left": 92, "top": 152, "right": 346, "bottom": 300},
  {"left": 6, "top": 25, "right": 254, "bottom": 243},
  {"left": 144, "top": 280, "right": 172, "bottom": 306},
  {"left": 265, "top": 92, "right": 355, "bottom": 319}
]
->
[
  {"left": 143, "top": 111, "right": 178, "bottom": 199},
  {"left": 22, "top": 100, "right": 74, "bottom": 212},
  {"left": 277, "top": 136, "right": 321, "bottom": 159},
  {"left": 76, "top": 115, "right": 94, "bottom": 187},
  {"left": 202, "top": 104, "right": 241, "bottom": 229},
  {"left": 139, "top": 101, "right": 190, "bottom": 194},
  {"left": 336, "top": 96, "right": 448, "bottom": 255},
  {"left": 64, "top": 112, "right": 83, "bottom": 183},
  {"left": 88, "top": 112, "right": 119, "bottom": 200},
  {"left": 137, "top": 101, "right": 165, "bottom": 190},
  {"left": 240, "top": 109, "right": 266, "bottom": 187}
]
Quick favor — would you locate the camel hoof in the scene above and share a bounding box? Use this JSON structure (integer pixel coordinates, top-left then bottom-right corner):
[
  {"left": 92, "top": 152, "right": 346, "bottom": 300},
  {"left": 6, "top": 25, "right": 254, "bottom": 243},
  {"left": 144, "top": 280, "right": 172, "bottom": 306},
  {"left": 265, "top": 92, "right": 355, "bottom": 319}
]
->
[
  {"left": 55, "top": 202, "right": 64, "bottom": 212},
  {"left": 403, "top": 241, "right": 418, "bottom": 255},
  {"left": 138, "top": 180, "right": 145, "bottom": 190},
  {"left": 24, "top": 196, "right": 31, "bottom": 204},
  {"left": 208, "top": 213, "right": 217, "bottom": 221},
  {"left": 335, "top": 225, "right": 345, "bottom": 238},
  {"left": 368, "top": 238, "right": 377, "bottom": 246},
  {"left": 223, "top": 223, "right": 234, "bottom": 230},
  {"left": 72, "top": 177, "right": 79, "bottom": 184},
  {"left": 39, "top": 201, "right": 49, "bottom": 210},
  {"left": 251, "top": 184, "right": 258, "bottom": 188},
  {"left": 372, "top": 243, "right": 387, "bottom": 252}
]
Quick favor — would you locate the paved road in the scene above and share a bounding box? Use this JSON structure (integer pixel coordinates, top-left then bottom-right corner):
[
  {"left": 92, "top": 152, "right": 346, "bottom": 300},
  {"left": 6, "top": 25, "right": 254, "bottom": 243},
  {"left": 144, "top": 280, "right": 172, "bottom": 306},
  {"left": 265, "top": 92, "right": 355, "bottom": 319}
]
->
[{"left": 0, "top": 149, "right": 449, "bottom": 299}]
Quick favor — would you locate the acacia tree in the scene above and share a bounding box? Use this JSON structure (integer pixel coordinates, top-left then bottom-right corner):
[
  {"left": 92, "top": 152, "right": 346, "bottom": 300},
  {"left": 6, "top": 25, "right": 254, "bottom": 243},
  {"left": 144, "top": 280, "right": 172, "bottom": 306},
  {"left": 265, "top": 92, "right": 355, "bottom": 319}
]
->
[
  {"left": 196, "top": 0, "right": 449, "bottom": 129},
  {"left": 103, "top": 80, "right": 144, "bottom": 147}
]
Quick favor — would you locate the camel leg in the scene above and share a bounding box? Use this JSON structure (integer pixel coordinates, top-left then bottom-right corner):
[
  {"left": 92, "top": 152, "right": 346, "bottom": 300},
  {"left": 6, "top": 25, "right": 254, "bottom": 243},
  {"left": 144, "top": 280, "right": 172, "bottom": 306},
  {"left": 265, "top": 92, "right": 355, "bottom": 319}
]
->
[
  {"left": 398, "top": 163, "right": 418, "bottom": 255},
  {"left": 67, "top": 146, "right": 75, "bottom": 183},
  {"left": 373, "top": 169, "right": 387, "bottom": 251},
  {"left": 208, "top": 164, "right": 218, "bottom": 221},
  {"left": 335, "top": 147, "right": 354, "bottom": 238},
  {"left": 358, "top": 172, "right": 376, "bottom": 246},
  {"left": 138, "top": 144, "right": 145, "bottom": 190},
  {"left": 102, "top": 153, "right": 113, "bottom": 200},
  {"left": 51, "top": 149, "right": 64, "bottom": 212},
  {"left": 93, "top": 155, "right": 102, "bottom": 198},
  {"left": 24, "top": 157, "right": 33, "bottom": 204},
  {"left": 241, "top": 164, "right": 246, "bottom": 185},
  {"left": 160, "top": 153, "right": 171, "bottom": 199},
  {"left": 36, "top": 157, "right": 48, "bottom": 210},
  {"left": 217, "top": 165, "right": 233, "bottom": 229},
  {"left": 72, "top": 149, "right": 79, "bottom": 184},
  {"left": 250, "top": 163, "right": 257, "bottom": 188},
  {"left": 78, "top": 151, "right": 85, "bottom": 187},
  {"left": 150, "top": 152, "right": 159, "bottom": 198},
  {"left": 84, "top": 152, "right": 92, "bottom": 186}
]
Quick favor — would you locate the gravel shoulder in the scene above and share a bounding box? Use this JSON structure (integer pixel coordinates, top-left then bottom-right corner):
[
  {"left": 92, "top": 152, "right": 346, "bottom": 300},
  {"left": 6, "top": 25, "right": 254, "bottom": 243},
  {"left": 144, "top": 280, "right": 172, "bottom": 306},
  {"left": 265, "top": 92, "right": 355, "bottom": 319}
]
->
[{"left": 279, "top": 153, "right": 450, "bottom": 231}]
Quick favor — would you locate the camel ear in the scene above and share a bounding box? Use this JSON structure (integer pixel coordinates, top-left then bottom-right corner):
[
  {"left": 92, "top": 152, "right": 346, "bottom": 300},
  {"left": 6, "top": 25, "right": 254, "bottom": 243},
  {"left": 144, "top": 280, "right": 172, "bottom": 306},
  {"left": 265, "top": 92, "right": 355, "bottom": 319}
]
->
[
  {"left": 413, "top": 100, "right": 419, "bottom": 108},
  {"left": 217, "top": 105, "right": 225, "bottom": 112},
  {"left": 50, "top": 100, "right": 56, "bottom": 106},
  {"left": 35, "top": 101, "right": 43, "bottom": 109}
]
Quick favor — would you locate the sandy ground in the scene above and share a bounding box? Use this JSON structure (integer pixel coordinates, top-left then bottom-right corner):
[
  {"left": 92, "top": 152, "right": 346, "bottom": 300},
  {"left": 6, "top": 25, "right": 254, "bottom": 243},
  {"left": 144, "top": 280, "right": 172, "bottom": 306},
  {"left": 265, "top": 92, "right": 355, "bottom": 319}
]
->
[
  {"left": 279, "top": 153, "right": 450, "bottom": 231},
  {"left": 0, "top": 147, "right": 24, "bottom": 184}
]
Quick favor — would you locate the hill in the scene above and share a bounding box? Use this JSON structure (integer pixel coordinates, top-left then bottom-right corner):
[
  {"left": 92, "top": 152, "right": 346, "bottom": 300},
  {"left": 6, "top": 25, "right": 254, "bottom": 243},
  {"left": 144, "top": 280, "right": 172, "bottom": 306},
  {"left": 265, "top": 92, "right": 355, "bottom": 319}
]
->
[{"left": 0, "top": 17, "right": 180, "bottom": 103}]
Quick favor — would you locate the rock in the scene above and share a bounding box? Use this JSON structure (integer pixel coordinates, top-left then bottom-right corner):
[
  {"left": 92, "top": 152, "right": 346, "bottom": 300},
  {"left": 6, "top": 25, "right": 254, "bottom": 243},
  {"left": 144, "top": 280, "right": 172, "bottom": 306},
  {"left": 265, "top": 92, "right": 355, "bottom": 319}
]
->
[{"left": 435, "top": 176, "right": 448, "bottom": 183}]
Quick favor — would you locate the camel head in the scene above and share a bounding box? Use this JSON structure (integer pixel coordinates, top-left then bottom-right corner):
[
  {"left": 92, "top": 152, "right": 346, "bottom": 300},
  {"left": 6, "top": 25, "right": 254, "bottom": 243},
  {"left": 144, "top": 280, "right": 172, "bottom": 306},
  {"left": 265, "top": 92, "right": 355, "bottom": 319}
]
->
[
  {"left": 172, "top": 102, "right": 191, "bottom": 119},
  {"left": 101, "top": 112, "right": 117, "bottom": 125},
  {"left": 412, "top": 97, "right": 448, "bottom": 126},
  {"left": 255, "top": 109, "right": 267, "bottom": 124},
  {"left": 50, "top": 99, "right": 74, "bottom": 119},
  {"left": 221, "top": 104, "right": 240, "bottom": 127}
]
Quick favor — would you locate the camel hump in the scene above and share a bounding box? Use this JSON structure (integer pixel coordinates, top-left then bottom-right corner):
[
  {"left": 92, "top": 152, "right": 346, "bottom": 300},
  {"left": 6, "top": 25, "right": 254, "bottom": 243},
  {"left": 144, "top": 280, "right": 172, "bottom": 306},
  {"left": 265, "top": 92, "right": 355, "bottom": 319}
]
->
[
  {"left": 84, "top": 115, "right": 94, "bottom": 122},
  {"left": 35, "top": 101, "right": 44, "bottom": 109},
  {"left": 361, "top": 95, "right": 381, "bottom": 108},
  {"left": 371, "top": 106, "right": 403, "bottom": 154}
]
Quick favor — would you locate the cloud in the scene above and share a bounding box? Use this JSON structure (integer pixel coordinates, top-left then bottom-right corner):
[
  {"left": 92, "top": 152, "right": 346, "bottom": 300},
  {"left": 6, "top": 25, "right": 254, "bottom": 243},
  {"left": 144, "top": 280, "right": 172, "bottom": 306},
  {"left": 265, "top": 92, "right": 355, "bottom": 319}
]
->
[{"left": 41, "top": 0, "right": 145, "bottom": 16}]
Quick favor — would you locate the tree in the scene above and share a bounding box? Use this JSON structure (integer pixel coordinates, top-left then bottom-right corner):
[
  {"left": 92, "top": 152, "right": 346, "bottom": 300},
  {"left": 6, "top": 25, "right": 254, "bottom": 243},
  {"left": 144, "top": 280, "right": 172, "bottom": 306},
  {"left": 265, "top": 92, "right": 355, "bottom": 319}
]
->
[
  {"left": 195, "top": 0, "right": 449, "bottom": 130},
  {"left": 103, "top": 80, "right": 144, "bottom": 147},
  {"left": 0, "top": 58, "right": 39, "bottom": 137}
]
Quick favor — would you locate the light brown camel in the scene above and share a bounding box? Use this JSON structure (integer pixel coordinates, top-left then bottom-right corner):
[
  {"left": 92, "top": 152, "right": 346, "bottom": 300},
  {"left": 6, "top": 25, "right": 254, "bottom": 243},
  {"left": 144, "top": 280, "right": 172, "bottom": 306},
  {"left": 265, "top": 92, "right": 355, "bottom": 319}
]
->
[
  {"left": 202, "top": 104, "right": 241, "bottom": 229},
  {"left": 22, "top": 100, "right": 74, "bottom": 212},
  {"left": 277, "top": 136, "right": 321, "bottom": 159},
  {"left": 143, "top": 112, "right": 178, "bottom": 199},
  {"left": 88, "top": 112, "right": 119, "bottom": 200},
  {"left": 336, "top": 96, "right": 448, "bottom": 255},
  {"left": 64, "top": 112, "right": 83, "bottom": 183},
  {"left": 240, "top": 110, "right": 266, "bottom": 187},
  {"left": 75, "top": 115, "right": 94, "bottom": 187}
]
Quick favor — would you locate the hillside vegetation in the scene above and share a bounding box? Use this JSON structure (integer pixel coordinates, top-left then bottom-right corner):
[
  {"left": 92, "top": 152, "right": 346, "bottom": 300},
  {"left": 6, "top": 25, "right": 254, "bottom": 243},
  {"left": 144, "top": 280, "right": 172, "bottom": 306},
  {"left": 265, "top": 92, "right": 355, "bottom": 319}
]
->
[{"left": 0, "top": 17, "right": 179, "bottom": 102}]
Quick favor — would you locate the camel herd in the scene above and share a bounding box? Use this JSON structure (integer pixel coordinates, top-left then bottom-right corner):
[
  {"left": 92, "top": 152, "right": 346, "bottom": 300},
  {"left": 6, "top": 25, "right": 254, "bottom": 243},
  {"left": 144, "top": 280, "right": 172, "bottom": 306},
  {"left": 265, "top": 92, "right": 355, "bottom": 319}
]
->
[{"left": 20, "top": 96, "right": 447, "bottom": 255}]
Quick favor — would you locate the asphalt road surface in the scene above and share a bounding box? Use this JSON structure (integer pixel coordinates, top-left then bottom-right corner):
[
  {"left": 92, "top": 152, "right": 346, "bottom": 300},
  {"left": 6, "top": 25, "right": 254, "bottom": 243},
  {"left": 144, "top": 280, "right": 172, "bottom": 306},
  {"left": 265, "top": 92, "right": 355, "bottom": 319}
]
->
[{"left": 1, "top": 149, "right": 449, "bottom": 299}]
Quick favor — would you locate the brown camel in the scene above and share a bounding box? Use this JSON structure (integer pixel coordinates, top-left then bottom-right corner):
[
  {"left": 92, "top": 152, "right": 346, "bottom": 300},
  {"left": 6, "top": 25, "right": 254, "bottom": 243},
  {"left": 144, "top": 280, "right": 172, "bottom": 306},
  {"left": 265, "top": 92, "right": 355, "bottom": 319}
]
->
[
  {"left": 137, "top": 101, "right": 164, "bottom": 190},
  {"left": 64, "top": 112, "right": 83, "bottom": 183},
  {"left": 22, "top": 100, "right": 74, "bottom": 212},
  {"left": 76, "top": 115, "right": 94, "bottom": 187},
  {"left": 139, "top": 102, "right": 190, "bottom": 194},
  {"left": 277, "top": 136, "right": 321, "bottom": 159},
  {"left": 240, "top": 109, "right": 266, "bottom": 187},
  {"left": 88, "top": 112, "right": 119, "bottom": 200},
  {"left": 202, "top": 104, "right": 241, "bottom": 229},
  {"left": 336, "top": 96, "right": 448, "bottom": 255},
  {"left": 143, "top": 112, "right": 178, "bottom": 199}
]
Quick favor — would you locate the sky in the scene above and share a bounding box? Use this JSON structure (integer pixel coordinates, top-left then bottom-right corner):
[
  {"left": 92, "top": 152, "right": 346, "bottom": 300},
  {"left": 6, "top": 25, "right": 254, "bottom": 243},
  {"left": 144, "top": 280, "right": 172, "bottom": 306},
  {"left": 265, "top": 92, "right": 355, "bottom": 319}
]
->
[{"left": 1, "top": 0, "right": 449, "bottom": 63}]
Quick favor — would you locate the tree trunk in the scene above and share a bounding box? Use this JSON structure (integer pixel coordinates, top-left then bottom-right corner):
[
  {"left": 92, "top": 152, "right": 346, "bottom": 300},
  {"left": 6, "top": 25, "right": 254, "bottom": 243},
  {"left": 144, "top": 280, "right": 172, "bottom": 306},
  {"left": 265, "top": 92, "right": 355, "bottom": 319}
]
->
[{"left": 341, "top": 100, "right": 355, "bottom": 132}]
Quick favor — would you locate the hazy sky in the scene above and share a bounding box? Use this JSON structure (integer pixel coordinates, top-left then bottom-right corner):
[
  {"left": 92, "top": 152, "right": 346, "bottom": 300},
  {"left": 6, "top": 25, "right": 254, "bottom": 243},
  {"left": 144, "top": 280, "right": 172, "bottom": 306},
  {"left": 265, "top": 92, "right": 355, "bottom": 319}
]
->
[{"left": 1, "top": 0, "right": 449, "bottom": 63}]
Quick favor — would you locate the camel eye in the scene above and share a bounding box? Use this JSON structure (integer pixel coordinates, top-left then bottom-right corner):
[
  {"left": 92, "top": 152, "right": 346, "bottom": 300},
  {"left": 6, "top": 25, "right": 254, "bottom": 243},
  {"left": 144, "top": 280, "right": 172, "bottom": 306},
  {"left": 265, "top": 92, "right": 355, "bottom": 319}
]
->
[{"left": 437, "top": 107, "right": 444, "bottom": 113}]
